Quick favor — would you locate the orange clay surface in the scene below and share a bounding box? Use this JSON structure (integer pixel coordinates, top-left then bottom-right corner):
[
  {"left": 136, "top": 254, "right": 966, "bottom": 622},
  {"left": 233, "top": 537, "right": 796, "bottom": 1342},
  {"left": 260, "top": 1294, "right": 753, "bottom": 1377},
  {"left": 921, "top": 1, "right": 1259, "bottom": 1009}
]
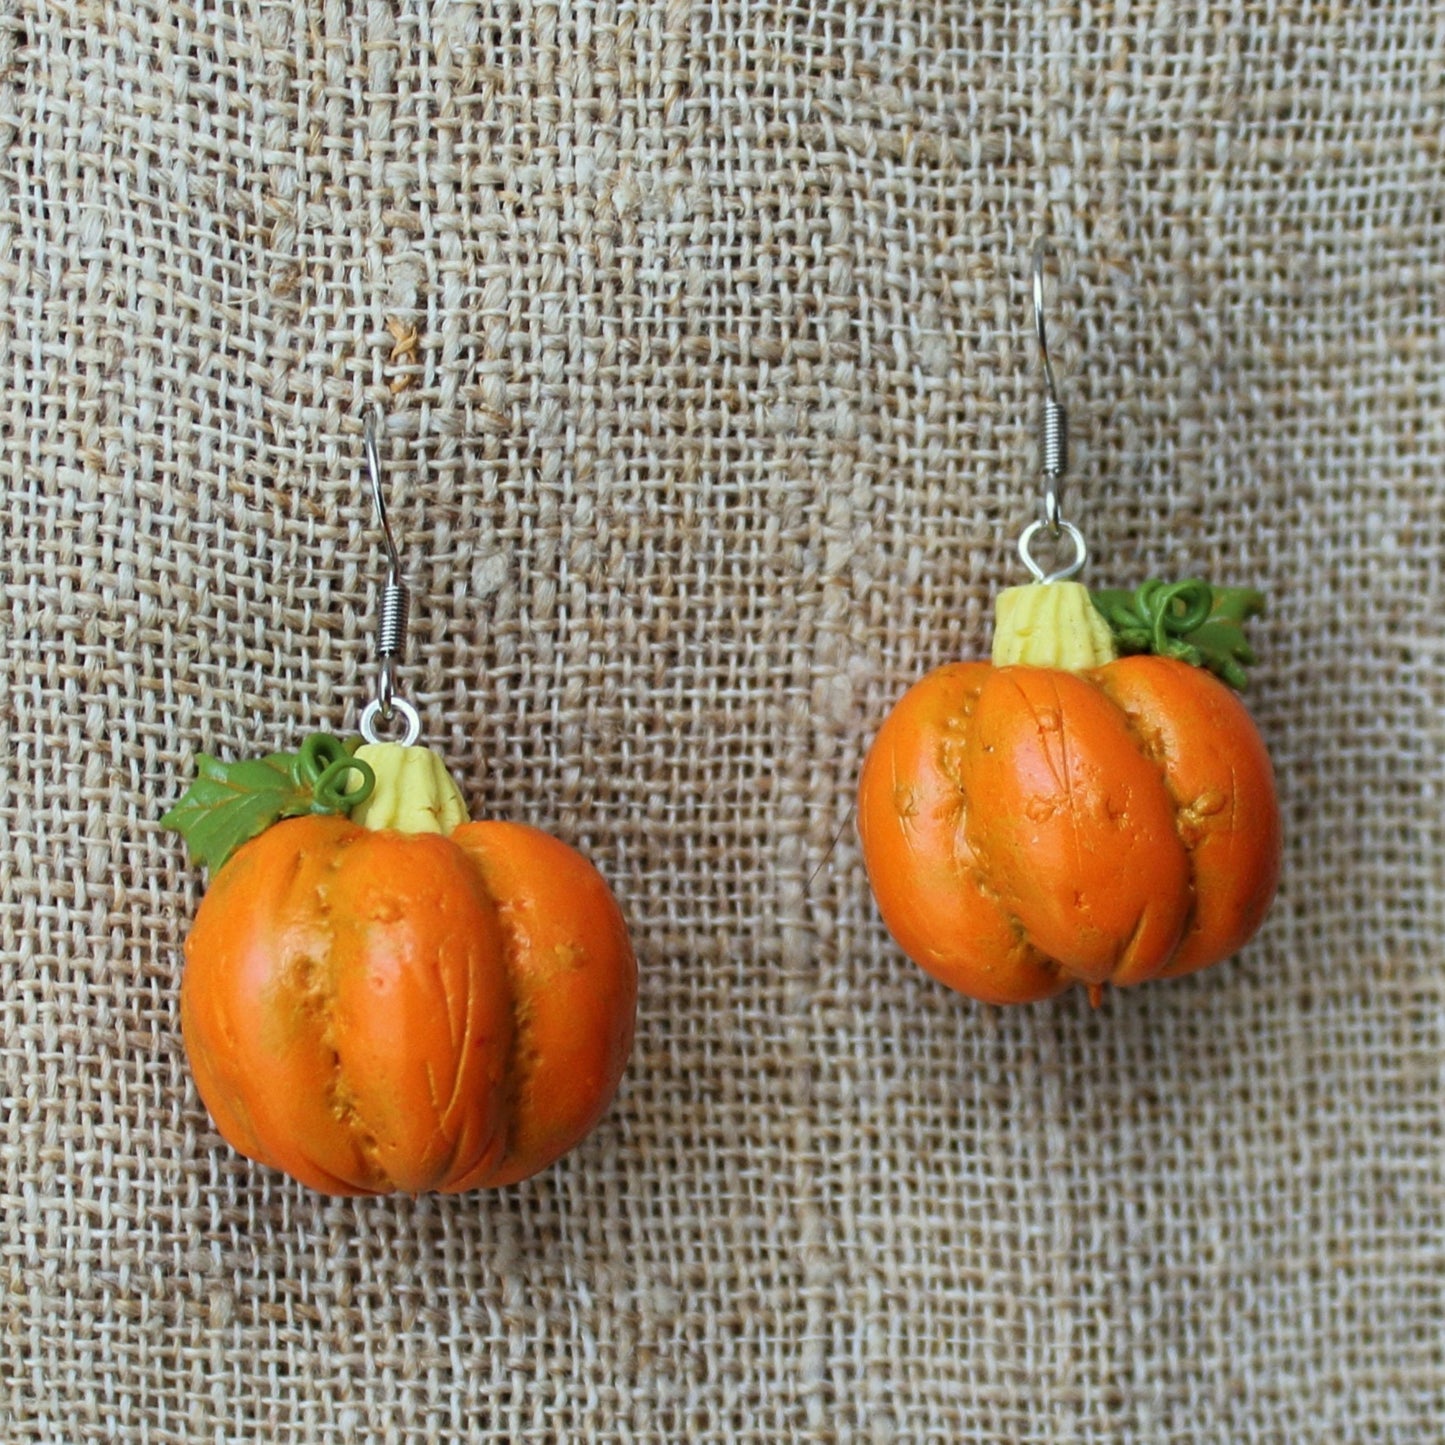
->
[
  {"left": 181, "top": 816, "right": 637, "bottom": 1194},
  {"left": 858, "top": 656, "right": 1280, "bottom": 1004}
]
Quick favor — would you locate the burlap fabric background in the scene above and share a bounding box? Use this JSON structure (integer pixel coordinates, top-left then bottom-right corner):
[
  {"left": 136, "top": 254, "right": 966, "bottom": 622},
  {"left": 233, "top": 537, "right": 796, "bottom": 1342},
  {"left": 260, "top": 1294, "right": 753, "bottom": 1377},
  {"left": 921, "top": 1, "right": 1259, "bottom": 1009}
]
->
[{"left": 4, "top": 2, "right": 1443, "bottom": 1440}]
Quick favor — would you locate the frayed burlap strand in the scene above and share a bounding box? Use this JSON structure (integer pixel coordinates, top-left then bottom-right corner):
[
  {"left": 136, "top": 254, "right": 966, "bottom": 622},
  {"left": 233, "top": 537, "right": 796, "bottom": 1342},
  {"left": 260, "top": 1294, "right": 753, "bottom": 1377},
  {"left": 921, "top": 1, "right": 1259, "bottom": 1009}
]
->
[{"left": 3, "top": 3, "right": 1443, "bottom": 1440}]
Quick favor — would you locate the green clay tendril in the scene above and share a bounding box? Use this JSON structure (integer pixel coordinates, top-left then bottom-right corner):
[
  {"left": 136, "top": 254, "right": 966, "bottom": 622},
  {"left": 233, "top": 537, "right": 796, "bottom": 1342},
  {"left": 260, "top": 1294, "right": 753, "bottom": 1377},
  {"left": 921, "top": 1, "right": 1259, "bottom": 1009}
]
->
[
  {"left": 161, "top": 731, "right": 376, "bottom": 873},
  {"left": 312, "top": 755, "right": 375, "bottom": 813},
  {"left": 1089, "top": 579, "right": 1265, "bottom": 690},
  {"left": 296, "top": 731, "right": 350, "bottom": 787},
  {"left": 1139, "top": 579, "right": 1214, "bottom": 644}
]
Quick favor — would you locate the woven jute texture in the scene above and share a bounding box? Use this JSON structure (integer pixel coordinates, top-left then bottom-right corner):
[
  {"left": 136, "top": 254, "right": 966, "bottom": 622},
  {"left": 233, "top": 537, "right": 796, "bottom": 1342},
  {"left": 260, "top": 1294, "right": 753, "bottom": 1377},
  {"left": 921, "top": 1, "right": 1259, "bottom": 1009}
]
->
[{"left": 4, "top": 2, "right": 1443, "bottom": 1440}]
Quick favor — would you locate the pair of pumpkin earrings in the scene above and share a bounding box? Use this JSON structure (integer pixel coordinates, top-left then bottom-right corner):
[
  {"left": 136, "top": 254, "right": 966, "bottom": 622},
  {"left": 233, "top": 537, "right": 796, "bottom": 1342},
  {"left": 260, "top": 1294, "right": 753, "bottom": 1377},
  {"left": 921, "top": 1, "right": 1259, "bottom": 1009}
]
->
[{"left": 165, "top": 251, "right": 1280, "bottom": 1196}]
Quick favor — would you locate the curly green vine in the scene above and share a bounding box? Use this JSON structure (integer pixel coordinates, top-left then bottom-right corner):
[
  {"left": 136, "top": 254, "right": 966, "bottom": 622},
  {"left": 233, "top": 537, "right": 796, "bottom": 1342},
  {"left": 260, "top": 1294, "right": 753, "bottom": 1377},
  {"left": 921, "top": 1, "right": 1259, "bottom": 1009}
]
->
[
  {"left": 1089, "top": 580, "right": 1265, "bottom": 690},
  {"left": 160, "top": 733, "right": 376, "bottom": 872}
]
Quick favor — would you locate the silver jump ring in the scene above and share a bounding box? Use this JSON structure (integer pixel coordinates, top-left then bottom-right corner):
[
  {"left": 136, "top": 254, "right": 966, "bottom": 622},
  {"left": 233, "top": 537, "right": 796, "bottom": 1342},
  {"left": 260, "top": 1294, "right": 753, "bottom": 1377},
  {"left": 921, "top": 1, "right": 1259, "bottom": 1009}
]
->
[
  {"left": 1018, "top": 518, "right": 1087, "bottom": 584},
  {"left": 360, "top": 696, "right": 421, "bottom": 747}
]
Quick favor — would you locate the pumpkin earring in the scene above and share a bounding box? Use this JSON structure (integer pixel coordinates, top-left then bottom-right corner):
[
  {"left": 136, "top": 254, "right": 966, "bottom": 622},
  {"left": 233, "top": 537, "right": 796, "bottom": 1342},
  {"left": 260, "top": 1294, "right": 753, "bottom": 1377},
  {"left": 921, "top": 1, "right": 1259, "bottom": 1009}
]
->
[
  {"left": 162, "top": 416, "right": 637, "bottom": 1194},
  {"left": 857, "top": 247, "right": 1281, "bottom": 1006}
]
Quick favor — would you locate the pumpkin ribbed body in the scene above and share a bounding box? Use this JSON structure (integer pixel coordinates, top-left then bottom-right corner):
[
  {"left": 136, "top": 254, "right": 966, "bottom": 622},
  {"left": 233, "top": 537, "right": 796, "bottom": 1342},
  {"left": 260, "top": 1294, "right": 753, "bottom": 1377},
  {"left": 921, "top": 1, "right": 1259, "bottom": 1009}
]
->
[
  {"left": 858, "top": 655, "right": 1280, "bottom": 1003},
  {"left": 181, "top": 815, "right": 637, "bottom": 1194}
]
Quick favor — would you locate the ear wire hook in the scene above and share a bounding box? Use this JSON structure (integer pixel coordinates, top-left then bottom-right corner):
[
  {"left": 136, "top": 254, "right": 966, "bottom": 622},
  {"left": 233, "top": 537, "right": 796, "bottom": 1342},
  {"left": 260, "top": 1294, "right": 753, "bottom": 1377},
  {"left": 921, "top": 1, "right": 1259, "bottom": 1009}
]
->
[
  {"left": 1018, "top": 241, "right": 1087, "bottom": 583},
  {"left": 364, "top": 412, "right": 403, "bottom": 581},
  {"left": 359, "top": 411, "right": 421, "bottom": 746},
  {"left": 1032, "top": 241, "right": 1068, "bottom": 532}
]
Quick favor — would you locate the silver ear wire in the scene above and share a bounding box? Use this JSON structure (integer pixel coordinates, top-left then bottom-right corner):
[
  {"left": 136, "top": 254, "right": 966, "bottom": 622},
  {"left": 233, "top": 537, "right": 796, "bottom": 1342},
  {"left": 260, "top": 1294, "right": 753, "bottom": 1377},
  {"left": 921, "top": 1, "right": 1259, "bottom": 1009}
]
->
[
  {"left": 1019, "top": 243, "right": 1087, "bottom": 584},
  {"left": 1032, "top": 241, "right": 1068, "bottom": 533},
  {"left": 359, "top": 411, "right": 421, "bottom": 746}
]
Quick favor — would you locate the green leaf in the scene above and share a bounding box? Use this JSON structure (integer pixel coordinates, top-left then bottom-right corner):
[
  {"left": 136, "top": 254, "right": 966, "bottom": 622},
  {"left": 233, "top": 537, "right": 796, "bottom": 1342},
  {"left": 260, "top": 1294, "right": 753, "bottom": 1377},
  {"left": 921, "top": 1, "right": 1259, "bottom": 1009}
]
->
[
  {"left": 1090, "top": 580, "right": 1265, "bottom": 690},
  {"left": 160, "top": 734, "right": 375, "bottom": 873}
]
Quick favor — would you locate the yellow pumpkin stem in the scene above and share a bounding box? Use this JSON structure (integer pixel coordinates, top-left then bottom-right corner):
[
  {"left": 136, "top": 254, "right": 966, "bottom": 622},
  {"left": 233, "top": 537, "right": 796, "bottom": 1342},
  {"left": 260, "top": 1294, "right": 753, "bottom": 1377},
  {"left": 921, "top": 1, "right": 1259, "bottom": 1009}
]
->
[
  {"left": 347, "top": 743, "right": 470, "bottom": 834},
  {"left": 991, "top": 581, "right": 1119, "bottom": 671}
]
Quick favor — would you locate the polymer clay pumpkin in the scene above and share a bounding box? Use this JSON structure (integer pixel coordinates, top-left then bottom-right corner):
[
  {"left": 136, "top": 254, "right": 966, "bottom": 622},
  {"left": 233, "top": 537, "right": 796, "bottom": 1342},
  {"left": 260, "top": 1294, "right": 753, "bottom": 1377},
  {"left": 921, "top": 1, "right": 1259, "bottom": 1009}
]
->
[
  {"left": 165, "top": 739, "right": 636, "bottom": 1193},
  {"left": 858, "top": 579, "right": 1280, "bottom": 1004}
]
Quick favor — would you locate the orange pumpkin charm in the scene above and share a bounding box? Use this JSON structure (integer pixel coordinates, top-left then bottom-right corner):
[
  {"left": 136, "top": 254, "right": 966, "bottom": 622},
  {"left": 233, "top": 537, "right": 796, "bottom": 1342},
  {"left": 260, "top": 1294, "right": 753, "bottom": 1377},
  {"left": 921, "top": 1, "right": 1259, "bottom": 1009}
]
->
[
  {"left": 859, "top": 579, "right": 1281, "bottom": 1004},
  {"left": 165, "top": 739, "right": 636, "bottom": 1193}
]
